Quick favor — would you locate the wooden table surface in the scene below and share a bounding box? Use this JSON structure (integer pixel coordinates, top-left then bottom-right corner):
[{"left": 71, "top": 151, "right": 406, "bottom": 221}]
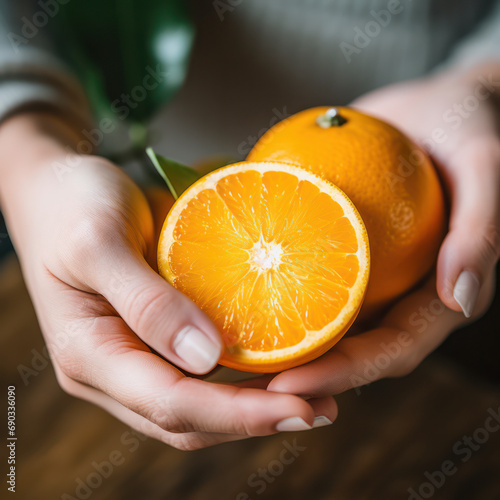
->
[{"left": 1, "top": 254, "right": 500, "bottom": 500}]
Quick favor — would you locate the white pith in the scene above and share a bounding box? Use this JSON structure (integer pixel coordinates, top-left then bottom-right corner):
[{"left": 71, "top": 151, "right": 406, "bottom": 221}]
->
[{"left": 249, "top": 238, "right": 284, "bottom": 272}]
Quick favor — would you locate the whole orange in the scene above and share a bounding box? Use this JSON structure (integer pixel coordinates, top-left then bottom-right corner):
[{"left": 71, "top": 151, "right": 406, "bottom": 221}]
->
[{"left": 248, "top": 106, "right": 446, "bottom": 317}]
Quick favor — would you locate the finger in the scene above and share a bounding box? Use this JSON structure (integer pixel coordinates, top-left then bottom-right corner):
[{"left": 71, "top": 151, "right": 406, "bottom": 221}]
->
[
  {"left": 55, "top": 307, "right": 320, "bottom": 436},
  {"left": 92, "top": 248, "right": 224, "bottom": 375},
  {"left": 236, "top": 378, "right": 338, "bottom": 428},
  {"left": 437, "top": 138, "right": 500, "bottom": 317},
  {"left": 43, "top": 260, "right": 322, "bottom": 437},
  {"left": 268, "top": 278, "right": 465, "bottom": 397},
  {"left": 306, "top": 397, "right": 338, "bottom": 428},
  {"left": 53, "top": 366, "right": 250, "bottom": 450}
]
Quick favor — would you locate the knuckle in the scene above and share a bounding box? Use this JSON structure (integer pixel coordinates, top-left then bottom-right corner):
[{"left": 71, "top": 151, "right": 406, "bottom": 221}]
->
[
  {"left": 148, "top": 409, "right": 188, "bottom": 434},
  {"left": 46, "top": 322, "right": 91, "bottom": 382},
  {"left": 168, "top": 435, "right": 206, "bottom": 451},
  {"left": 54, "top": 368, "right": 81, "bottom": 398},
  {"left": 227, "top": 390, "right": 258, "bottom": 436},
  {"left": 69, "top": 215, "right": 123, "bottom": 256},
  {"left": 56, "top": 218, "right": 118, "bottom": 276},
  {"left": 127, "top": 285, "right": 183, "bottom": 339},
  {"left": 145, "top": 381, "right": 192, "bottom": 434}
]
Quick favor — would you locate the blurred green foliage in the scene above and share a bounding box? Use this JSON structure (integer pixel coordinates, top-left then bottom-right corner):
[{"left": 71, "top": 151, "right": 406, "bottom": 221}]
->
[{"left": 54, "top": 0, "right": 194, "bottom": 125}]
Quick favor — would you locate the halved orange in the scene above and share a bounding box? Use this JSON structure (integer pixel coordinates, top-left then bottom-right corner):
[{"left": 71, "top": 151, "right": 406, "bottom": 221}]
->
[{"left": 158, "top": 162, "right": 370, "bottom": 372}]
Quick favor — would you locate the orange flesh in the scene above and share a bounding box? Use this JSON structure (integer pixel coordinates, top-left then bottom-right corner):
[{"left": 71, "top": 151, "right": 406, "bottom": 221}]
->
[{"left": 166, "top": 169, "right": 362, "bottom": 352}]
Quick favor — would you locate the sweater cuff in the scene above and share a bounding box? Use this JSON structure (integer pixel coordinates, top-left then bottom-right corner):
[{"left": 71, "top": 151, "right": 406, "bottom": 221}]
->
[{"left": 0, "top": 47, "right": 94, "bottom": 135}]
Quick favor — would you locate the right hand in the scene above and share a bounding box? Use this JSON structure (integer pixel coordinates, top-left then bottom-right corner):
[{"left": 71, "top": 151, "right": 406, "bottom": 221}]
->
[{"left": 0, "top": 113, "right": 337, "bottom": 450}]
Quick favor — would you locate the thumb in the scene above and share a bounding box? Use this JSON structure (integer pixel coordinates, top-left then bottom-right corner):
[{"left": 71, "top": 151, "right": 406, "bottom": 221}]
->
[
  {"left": 95, "top": 249, "right": 223, "bottom": 375},
  {"left": 437, "top": 141, "right": 500, "bottom": 317}
]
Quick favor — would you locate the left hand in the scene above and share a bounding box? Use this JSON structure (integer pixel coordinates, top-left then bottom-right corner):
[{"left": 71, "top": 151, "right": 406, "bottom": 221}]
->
[{"left": 267, "top": 62, "right": 500, "bottom": 397}]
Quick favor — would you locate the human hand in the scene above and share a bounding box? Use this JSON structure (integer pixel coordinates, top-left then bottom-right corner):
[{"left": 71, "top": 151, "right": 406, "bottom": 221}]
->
[
  {"left": 0, "top": 113, "right": 337, "bottom": 449},
  {"left": 267, "top": 62, "right": 500, "bottom": 397}
]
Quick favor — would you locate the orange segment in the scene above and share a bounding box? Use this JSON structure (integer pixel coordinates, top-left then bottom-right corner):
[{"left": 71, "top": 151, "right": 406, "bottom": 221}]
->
[
  {"left": 158, "top": 161, "right": 370, "bottom": 372},
  {"left": 216, "top": 169, "right": 263, "bottom": 242}
]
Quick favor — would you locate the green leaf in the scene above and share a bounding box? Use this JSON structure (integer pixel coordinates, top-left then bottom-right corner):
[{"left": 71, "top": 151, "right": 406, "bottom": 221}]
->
[{"left": 146, "top": 147, "right": 201, "bottom": 200}]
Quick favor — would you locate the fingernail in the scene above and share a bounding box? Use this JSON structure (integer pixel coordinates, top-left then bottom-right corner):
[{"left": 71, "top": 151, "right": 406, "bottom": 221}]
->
[
  {"left": 313, "top": 416, "right": 333, "bottom": 428},
  {"left": 173, "top": 326, "right": 221, "bottom": 373},
  {"left": 453, "top": 270, "right": 480, "bottom": 318},
  {"left": 276, "top": 417, "right": 312, "bottom": 432}
]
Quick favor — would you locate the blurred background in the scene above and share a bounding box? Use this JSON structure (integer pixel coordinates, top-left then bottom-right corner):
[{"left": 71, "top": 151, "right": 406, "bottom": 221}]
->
[{"left": 1, "top": 1, "right": 500, "bottom": 499}]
